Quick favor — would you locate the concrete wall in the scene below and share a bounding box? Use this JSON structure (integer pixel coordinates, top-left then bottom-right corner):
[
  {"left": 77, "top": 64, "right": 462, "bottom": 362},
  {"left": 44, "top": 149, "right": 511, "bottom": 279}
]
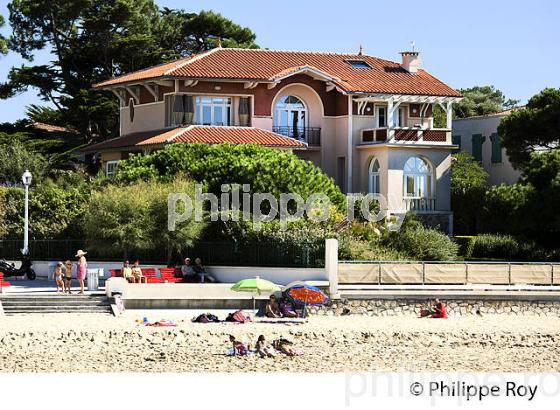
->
[
  {"left": 453, "top": 115, "right": 522, "bottom": 185},
  {"left": 13, "top": 260, "right": 327, "bottom": 286}
]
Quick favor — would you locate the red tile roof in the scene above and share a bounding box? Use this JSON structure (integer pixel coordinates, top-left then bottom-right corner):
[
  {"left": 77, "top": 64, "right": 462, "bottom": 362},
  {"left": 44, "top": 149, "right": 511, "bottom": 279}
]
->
[
  {"left": 93, "top": 48, "right": 461, "bottom": 97},
  {"left": 82, "top": 125, "right": 306, "bottom": 153}
]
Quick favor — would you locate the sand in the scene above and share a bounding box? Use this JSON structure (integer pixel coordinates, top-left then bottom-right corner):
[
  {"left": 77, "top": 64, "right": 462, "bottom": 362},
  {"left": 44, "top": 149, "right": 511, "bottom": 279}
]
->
[{"left": 0, "top": 312, "right": 559, "bottom": 372}]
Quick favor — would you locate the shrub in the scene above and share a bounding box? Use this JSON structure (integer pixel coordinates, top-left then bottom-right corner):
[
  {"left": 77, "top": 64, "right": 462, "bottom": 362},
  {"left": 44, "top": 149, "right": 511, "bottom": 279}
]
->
[
  {"left": 388, "top": 215, "right": 459, "bottom": 261},
  {"left": 115, "top": 142, "right": 346, "bottom": 210},
  {"left": 454, "top": 236, "right": 477, "bottom": 259},
  {"left": 472, "top": 234, "right": 519, "bottom": 260},
  {"left": 338, "top": 237, "right": 408, "bottom": 261}
]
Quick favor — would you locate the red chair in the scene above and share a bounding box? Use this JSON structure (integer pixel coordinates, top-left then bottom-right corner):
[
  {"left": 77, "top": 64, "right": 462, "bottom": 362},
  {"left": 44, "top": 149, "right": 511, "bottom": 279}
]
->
[
  {"left": 141, "top": 268, "right": 163, "bottom": 283},
  {"left": 159, "top": 267, "right": 183, "bottom": 283},
  {"left": 110, "top": 268, "right": 123, "bottom": 278},
  {"left": 0, "top": 272, "right": 10, "bottom": 287}
]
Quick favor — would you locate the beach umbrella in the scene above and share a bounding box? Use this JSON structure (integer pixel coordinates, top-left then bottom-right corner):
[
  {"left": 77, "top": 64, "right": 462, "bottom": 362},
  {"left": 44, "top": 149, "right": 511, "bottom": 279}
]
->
[
  {"left": 231, "top": 277, "right": 280, "bottom": 313},
  {"left": 286, "top": 284, "right": 329, "bottom": 317}
]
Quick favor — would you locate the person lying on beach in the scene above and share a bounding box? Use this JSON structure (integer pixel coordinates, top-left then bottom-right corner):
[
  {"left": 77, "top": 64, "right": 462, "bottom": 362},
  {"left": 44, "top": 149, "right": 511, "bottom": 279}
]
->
[
  {"left": 279, "top": 297, "right": 299, "bottom": 318},
  {"left": 265, "top": 295, "right": 283, "bottom": 318},
  {"left": 255, "top": 335, "right": 275, "bottom": 358},
  {"left": 53, "top": 262, "right": 65, "bottom": 293},
  {"left": 272, "top": 338, "right": 301, "bottom": 356},
  {"left": 229, "top": 335, "right": 249, "bottom": 356}
]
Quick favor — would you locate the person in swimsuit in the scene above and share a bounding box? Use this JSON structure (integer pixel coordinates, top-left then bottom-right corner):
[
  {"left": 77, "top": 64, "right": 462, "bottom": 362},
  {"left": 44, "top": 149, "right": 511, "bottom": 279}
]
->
[
  {"left": 255, "top": 335, "right": 275, "bottom": 358},
  {"left": 122, "top": 260, "right": 134, "bottom": 283},
  {"left": 52, "top": 262, "right": 65, "bottom": 293},
  {"left": 265, "top": 295, "right": 283, "bottom": 318},
  {"left": 75, "top": 250, "right": 87, "bottom": 294},
  {"left": 63, "top": 260, "right": 73, "bottom": 294}
]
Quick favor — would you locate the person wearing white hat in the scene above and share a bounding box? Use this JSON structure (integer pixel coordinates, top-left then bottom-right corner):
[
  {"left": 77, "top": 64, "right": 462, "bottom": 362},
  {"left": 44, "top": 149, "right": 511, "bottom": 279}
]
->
[{"left": 75, "top": 250, "right": 87, "bottom": 294}]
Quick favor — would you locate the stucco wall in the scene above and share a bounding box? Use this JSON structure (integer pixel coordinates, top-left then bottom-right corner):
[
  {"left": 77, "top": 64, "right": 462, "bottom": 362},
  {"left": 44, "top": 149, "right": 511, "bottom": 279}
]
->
[{"left": 453, "top": 116, "right": 521, "bottom": 185}]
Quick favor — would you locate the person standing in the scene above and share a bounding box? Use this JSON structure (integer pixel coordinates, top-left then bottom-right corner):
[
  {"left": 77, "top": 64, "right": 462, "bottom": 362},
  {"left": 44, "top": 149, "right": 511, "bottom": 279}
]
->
[
  {"left": 63, "top": 260, "right": 73, "bottom": 294},
  {"left": 75, "top": 250, "right": 87, "bottom": 294}
]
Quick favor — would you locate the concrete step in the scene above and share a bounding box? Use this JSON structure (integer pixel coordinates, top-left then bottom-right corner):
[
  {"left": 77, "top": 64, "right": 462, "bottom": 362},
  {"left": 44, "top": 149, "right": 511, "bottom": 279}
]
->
[{"left": 0, "top": 295, "right": 112, "bottom": 315}]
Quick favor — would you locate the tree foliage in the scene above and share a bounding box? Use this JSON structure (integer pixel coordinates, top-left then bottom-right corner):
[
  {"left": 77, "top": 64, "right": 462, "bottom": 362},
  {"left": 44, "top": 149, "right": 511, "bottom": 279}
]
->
[
  {"left": 115, "top": 143, "right": 346, "bottom": 209},
  {"left": 498, "top": 88, "right": 560, "bottom": 169},
  {"left": 2, "top": 1, "right": 258, "bottom": 142},
  {"left": 0, "top": 138, "right": 48, "bottom": 184},
  {"left": 454, "top": 85, "right": 519, "bottom": 119},
  {"left": 83, "top": 176, "right": 205, "bottom": 260},
  {"left": 0, "top": 14, "right": 8, "bottom": 56}
]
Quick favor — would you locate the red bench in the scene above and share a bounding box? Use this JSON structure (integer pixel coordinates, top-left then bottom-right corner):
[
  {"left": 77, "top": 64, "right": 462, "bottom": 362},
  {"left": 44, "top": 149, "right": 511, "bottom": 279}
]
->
[
  {"left": 142, "top": 268, "right": 163, "bottom": 283},
  {"left": 0, "top": 272, "right": 10, "bottom": 287},
  {"left": 159, "top": 267, "right": 183, "bottom": 283}
]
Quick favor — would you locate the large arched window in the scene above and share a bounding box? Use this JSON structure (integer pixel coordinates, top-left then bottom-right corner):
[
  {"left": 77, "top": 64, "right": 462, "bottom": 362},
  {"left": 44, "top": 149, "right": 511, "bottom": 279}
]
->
[
  {"left": 403, "top": 156, "right": 433, "bottom": 198},
  {"left": 368, "top": 158, "right": 380, "bottom": 194},
  {"left": 274, "top": 95, "right": 307, "bottom": 139}
]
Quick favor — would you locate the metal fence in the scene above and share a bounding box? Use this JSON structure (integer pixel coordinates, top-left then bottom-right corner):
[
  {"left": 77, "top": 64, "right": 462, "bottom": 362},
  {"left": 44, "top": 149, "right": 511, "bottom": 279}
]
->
[{"left": 0, "top": 239, "right": 325, "bottom": 268}]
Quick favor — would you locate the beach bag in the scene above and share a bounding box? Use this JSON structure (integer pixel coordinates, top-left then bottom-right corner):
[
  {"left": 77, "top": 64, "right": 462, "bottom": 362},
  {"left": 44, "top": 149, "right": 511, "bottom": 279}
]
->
[{"left": 232, "top": 310, "right": 247, "bottom": 323}]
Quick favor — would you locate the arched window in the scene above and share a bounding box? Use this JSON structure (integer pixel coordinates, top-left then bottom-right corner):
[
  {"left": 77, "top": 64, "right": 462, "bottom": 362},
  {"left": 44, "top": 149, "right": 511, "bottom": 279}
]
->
[
  {"left": 274, "top": 95, "right": 307, "bottom": 139},
  {"left": 403, "top": 156, "right": 433, "bottom": 198},
  {"left": 368, "top": 158, "right": 380, "bottom": 194}
]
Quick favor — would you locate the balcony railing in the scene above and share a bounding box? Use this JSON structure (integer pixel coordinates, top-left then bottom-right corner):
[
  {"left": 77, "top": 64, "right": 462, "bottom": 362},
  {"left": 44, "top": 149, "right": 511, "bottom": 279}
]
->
[
  {"left": 361, "top": 127, "right": 450, "bottom": 144},
  {"left": 272, "top": 126, "right": 321, "bottom": 147},
  {"left": 404, "top": 197, "right": 436, "bottom": 212}
]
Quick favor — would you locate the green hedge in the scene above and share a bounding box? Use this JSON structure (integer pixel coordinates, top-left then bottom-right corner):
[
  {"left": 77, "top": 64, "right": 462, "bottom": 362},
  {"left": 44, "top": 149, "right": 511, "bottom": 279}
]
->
[
  {"left": 454, "top": 236, "right": 477, "bottom": 259},
  {"left": 471, "top": 234, "right": 519, "bottom": 260}
]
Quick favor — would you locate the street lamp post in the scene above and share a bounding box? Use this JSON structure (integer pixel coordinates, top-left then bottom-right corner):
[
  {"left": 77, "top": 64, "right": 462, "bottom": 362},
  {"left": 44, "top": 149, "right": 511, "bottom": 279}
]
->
[{"left": 22, "top": 170, "right": 32, "bottom": 256}]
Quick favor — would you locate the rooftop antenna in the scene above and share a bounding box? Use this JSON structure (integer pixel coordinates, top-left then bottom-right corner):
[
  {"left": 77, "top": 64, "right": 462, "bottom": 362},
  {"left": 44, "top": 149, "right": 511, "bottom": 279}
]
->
[
  {"left": 358, "top": 44, "right": 363, "bottom": 56},
  {"left": 411, "top": 41, "right": 416, "bottom": 52}
]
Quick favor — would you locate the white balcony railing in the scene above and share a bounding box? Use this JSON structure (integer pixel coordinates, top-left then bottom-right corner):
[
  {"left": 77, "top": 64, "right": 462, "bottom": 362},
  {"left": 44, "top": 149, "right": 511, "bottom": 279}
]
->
[
  {"left": 361, "top": 128, "right": 451, "bottom": 144},
  {"left": 404, "top": 197, "right": 436, "bottom": 212}
]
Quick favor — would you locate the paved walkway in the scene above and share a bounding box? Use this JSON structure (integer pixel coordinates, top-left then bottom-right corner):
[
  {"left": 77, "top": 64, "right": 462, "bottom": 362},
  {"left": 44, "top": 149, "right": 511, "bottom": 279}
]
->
[{"left": 0, "top": 279, "right": 105, "bottom": 296}]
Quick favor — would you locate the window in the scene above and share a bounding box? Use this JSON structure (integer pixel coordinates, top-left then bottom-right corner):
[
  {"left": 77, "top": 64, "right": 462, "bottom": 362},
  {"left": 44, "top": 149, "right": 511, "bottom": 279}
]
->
[
  {"left": 396, "top": 107, "right": 405, "bottom": 127},
  {"left": 106, "top": 161, "right": 118, "bottom": 178},
  {"left": 345, "top": 59, "right": 372, "bottom": 69},
  {"left": 490, "top": 133, "right": 502, "bottom": 164},
  {"left": 274, "top": 95, "right": 307, "bottom": 139},
  {"left": 195, "top": 96, "right": 231, "bottom": 126},
  {"left": 167, "top": 94, "right": 194, "bottom": 126},
  {"left": 471, "top": 134, "right": 483, "bottom": 162},
  {"left": 452, "top": 135, "right": 462, "bottom": 152},
  {"left": 368, "top": 158, "right": 380, "bottom": 194},
  {"left": 403, "top": 156, "right": 433, "bottom": 198},
  {"left": 377, "top": 106, "right": 387, "bottom": 128}
]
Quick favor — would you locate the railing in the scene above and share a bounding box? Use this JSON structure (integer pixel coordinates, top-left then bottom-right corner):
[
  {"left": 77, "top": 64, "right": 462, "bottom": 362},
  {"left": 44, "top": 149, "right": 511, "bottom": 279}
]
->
[
  {"left": 168, "top": 121, "right": 251, "bottom": 127},
  {"left": 338, "top": 260, "right": 560, "bottom": 286},
  {"left": 404, "top": 197, "right": 436, "bottom": 212},
  {"left": 0, "top": 239, "right": 325, "bottom": 268},
  {"left": 361, "top": 128, "right": 450, "bottom": 143},
  {"left": 272, "top": 126, "right": 321, "bottom": 146}
]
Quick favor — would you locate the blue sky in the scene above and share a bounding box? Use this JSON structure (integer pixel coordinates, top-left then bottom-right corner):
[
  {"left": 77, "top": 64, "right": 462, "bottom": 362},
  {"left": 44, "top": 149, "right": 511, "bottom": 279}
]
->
[{"left": 0, "top": 0, "right": 559, "bottom": 122}]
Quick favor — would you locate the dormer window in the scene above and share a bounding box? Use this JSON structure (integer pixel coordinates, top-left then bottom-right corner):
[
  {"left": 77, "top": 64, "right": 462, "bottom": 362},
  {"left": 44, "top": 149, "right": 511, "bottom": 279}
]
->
[{"left": 345, "top": 59, "right": 372, "bottom": 69}]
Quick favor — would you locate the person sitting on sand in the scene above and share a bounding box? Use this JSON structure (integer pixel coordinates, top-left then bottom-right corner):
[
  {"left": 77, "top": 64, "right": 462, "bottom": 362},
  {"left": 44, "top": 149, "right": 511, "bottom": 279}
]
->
[
  {"left": 431, "top": 298, "right": 447, "bottom": 318},
  {"left": 122, "top": 260, "right": 134, "bottom": 283},
  {"left": 52, "top": 262, "right": 65, "bottom": 293},
  {"left": 63, "top": 260, "right": 73, "bottom": 294},
  {"left": 131, "top": 260, "right": 147, "bottom": 284},
  {"left": 229, "top": 335, "right": 248, "bottom": 356},
  {"left": 272, "top": 337, "right": 300, "bottom": 356},
  {"left": 279, "top": 296, "right": 298, "bottom": 318},
  {"left": 255, "top": 335, "right": 275, "bottom": 358},
  {"left": 265, "top": 295, "right": 283, "bottom": 318}
]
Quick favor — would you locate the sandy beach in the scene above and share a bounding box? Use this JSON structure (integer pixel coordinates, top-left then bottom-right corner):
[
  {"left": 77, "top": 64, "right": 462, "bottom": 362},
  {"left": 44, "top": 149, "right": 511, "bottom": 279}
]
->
[{"left": 0, "top": 312, "right": 559, "bottom": 372}]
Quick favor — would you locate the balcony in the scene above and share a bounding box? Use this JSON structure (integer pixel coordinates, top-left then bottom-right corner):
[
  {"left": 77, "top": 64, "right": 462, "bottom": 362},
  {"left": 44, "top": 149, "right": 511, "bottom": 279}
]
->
[
  {"left": 272, "top": 126, "right": 321, "bottom": 147},
  {"left": 404, "top": 197, "right": 436, "bottom": 212},
  {"left": 361, "top": 127, "right": 450, "bottom": 144}
]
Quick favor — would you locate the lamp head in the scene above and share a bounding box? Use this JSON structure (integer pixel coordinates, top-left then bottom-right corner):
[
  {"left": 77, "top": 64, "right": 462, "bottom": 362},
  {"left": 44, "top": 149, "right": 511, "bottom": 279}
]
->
[{"left": 22, "top": 169, "right": 32, "bottom": 186}]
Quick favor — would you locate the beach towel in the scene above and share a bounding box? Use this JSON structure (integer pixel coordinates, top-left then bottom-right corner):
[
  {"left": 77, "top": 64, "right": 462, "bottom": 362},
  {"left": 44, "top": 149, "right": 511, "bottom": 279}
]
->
[{"left": 143, "top": 319, "right": 177, "bottom": 327}]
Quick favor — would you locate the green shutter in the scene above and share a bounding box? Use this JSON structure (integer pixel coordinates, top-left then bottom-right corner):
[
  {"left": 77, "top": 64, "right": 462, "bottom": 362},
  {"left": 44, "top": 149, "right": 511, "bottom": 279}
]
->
[
  {"left": 490, "top": 133, "right": 502, "bottom": 163},
  {"left": 471, "top": 134, "right": 483, "bottom": 162},
  {"left": 452, "top": 135, "right": 461, "bottom": 152}
]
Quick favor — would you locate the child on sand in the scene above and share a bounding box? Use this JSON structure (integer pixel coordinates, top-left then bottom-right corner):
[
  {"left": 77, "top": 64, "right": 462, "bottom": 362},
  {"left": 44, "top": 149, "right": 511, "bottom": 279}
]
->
[
  {"left": 272, "top": 337, "right": 301, "bottom": 356},
  {"left": 53, "top": 262, "right": 65, "bottom": 293},
  {"left": 256, "top": 335, "right": 275, "bottom": 358},
  {"left": 229, "top": 335, "right": 248, "bottom": 356}
]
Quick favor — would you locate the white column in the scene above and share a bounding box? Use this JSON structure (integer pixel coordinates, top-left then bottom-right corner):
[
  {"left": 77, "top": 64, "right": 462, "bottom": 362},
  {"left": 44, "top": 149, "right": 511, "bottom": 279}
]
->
[
  {"left": 325, "top": 238, "right": 339, "bottom": 298},
  {"left": 387, "top": 98, "right": 394, "bottom": 140},
  {"left": 347, "top": 95, "right": 353, "bottom": 192},
  {"left": 446, "top": 101, "right": 453, "bottom": 129}
]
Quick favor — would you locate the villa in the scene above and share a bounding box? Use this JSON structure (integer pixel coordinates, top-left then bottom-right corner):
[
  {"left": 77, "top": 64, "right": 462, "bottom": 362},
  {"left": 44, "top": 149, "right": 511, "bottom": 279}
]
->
[{"left": 85, "top": 46, "right": 462, "bottom": 230}]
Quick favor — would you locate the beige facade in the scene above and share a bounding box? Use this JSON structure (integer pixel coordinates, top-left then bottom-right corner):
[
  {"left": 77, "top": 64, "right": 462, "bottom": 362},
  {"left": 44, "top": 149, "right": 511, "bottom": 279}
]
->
[{"left": 452, "top": 113, "right": 522, "bottom": 185}]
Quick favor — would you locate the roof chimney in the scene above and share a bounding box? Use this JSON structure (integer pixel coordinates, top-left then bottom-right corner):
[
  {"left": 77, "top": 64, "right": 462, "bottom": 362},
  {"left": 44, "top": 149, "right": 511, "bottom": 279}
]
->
[{"left": 400, "top": 42, "right": 421, "bottom": 73}]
